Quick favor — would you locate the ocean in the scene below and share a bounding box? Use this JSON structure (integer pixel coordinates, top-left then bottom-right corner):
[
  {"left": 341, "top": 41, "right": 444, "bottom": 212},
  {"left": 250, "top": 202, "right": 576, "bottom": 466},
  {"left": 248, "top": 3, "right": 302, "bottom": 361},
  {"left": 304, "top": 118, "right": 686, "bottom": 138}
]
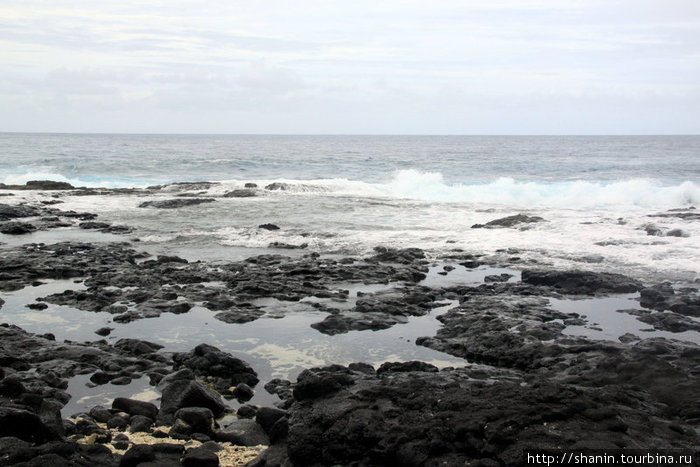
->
[
  {"left": 2, "top": 133, "right": 698, "bottom": 282},
  {"left": 1, "top": 133, "right": 699, "bottom": 412}
]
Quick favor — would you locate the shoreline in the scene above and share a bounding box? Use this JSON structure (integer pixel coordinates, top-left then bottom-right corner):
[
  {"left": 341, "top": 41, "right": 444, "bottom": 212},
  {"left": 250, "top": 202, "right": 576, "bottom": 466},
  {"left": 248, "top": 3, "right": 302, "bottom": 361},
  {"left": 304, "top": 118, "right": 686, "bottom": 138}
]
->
[{"left": 1, "top": 183, "right": 699, "bottom": 465}]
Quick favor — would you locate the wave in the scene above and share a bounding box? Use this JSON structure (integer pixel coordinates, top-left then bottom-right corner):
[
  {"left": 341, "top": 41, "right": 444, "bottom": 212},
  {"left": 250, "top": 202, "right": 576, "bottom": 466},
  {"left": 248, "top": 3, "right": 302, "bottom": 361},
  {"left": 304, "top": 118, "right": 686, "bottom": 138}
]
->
[
  {"left": 1, "top": 171, "right": 154, "bottom": 189},
  {"left": 226, "top": 170, "right": 698, "bottom": 209},
  {"left": 4, "top": 169, "right": 698, "bottom": 209},
  {"left": 370, "top": 170, "right": 700, "bottom": 209}
]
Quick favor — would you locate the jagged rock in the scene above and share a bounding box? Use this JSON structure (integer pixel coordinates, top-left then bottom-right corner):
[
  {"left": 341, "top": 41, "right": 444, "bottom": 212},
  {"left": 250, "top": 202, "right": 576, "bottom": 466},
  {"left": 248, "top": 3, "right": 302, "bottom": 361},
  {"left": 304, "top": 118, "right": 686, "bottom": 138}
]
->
[
  {"left": 0, "top": 222, "right": 37, "bottom": 234},
  {"left": 0, "top": 203, "right": 42, "bottom": 220},
  {"left": 223, "top": 189, "right": 256, "bottom": 198},
  {"left": 215, "top": 419, "right": 269, "bottom": 446},
  {"left": 138, "top": 198, "right": 215, "bottom": 209},
  {"left": 521, "top": 269, "right": 642, "bottom": 294},
  {"left": 173, "top": 343, "right": 259, "bottom": 389},
  {"left": 157, "top": 375, "right": 226, "bottom": 425},
  {"left": 174, "top": 407, "right": 214, "bottom": 435},
  {"left": 471, "top": 214, "right": 544, "bottom": 229}
]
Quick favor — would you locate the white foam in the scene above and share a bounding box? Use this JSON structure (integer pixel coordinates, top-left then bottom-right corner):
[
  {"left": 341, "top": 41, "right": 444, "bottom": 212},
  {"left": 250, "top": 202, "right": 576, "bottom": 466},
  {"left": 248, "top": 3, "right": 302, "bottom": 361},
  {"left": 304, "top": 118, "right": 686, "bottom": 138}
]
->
[
  {"left": 218, "top": 170, "right": 699, "bottom": 210},
  {"left": 2, "top": 171, "right": 152, "bottom": 189}
]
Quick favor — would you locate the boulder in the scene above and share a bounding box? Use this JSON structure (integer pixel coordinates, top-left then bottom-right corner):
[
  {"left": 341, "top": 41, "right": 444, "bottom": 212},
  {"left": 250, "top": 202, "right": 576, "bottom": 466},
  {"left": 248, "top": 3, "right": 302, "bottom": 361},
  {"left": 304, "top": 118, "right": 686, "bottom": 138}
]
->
[
  {"left": 119, "top": 444, "right": 155, "bottom": 467},
  {"left": 157, "top": 377, "right": 226, "bottom": 425},
  {"left": 0, "top": 407, "right": 60, "bottom": 443},
  {"left": 173, "top": 344, "right": 259, "bottom": 388},
  {"left": 138, "top": 198, "right": 216, "bottom": 209},
  {"left": 182, "top": 446, "right": 220, "bottom": 467},
  {"left": 223, "top": 189, "right": 256, "bottom": 198},
  {"left": 174, "top": 407, "right": 214, "bottom": 435},
  {"left": 215, "top": 419, "right": 269, "bottom": 446},
  {"left": 0, "top": 222, "right": 37, "bottom": 235},
  {"left": 129, "top": 415, "right": 154, "bottom": 433},
  {"left": 471, "top": 213, "right": 544, "bottom": 229},
  {"left": 112, "top": 397, "right": 159, "bottom": 420}
]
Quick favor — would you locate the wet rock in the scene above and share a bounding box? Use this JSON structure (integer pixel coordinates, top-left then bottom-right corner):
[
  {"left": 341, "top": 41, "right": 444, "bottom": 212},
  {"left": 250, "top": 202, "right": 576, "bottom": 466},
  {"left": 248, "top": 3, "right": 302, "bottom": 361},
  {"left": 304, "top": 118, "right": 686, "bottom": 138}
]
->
[
  {"left": 521, "top": 269, "right": 642, "bottom": 294},
  {"left": 471, "top": 214, "right": 544, "bottom": 229},
  {"left": 78, "top": 221, "right": 111, "bottom": 230},
  {"left": 636, "top": 312, "right": 700, "bottom": 333},
  {"left": 666, "top": 228, "right": 690, "bottom": 237},
  {"left": 138, "top": 198, "right": 216, "bottom": 209},
  {"left": 484, "top": 273, "right": 513, "bottom": 283},
  {"left": 25, "top": 180, "right": 75, "bottom": 190},
  {"left": 293, "top": 365, "right": 355, "bottom": 400},
  {"left": 618, "top": 333, "right": 640, "bottom": 343},
  {"left": 258, "top": 223, "right": 280, "bottom": 230},
  {"left": 648, "top": 208, "right": 700, "bottom": 221},
  {"left": 182, "top": 446, "right": 220, "bottom": 467},
  {"left": 113, "top": 338, "right": 164, "bottom": 355},
  {"left": 639, "top": 283, "right": 700, "bottom": 316},
  {"left": 255, "top": 407, "right": 287, "bottom": 437},
  {"left": 232, "top": 382, "right": 255, "bottom": 402},
  {"left": 264, "top": 379, "right": 293, "bottom": 406},
  {"left": 112, "top": 398, "right": 159, "bottom": 420},
  {"left": 642, "top": 223, "right": 664, "bottom": 236},
  {"left": 120, "top": 444, "right": 156, "bottom": 467},
  {"left": 107, "top": 415, "right": 129, "bottom": 430},
  {"left": 215, "top": 419, "right": 269, "bottom": 446},
  {"left": 265, "top": 182, "right": 291, "bottom": 191},
  {"left": 223, "top": 189, "right": 256, "bottom": 198},
  {"left": 0, "top": 408, "right": 61, "bottom": 444},
  {"left": 268, "top": 241, "right": 308, "bottom": 249},
  {"left": 173, "top": 343, "right": 259, "bottom": 390},
  {"left": 236, "top": 404, "right": 258, "bottom": 419},
  {"left": 157, "top": 374, "right": 227, "bottom": 425},
  {"left": 376, "top": 361, "right": 438, "bottom": 374},
  {"left": 0, "top": 222, "right": 37, "bottom": 235},
  {"left": 213, "top": 306, "right": 265, "bottom": 324},
  {"left": 129, "top": 415, "right": 154, "bottom": 433},
  {"left": 174, "top": 407, "right": 214, "bottom": 436},
  {"left": 369, "top": 246, "right": 426, "bottom": 264},
  {"left": 0, "top": 203, "right": 42, "bottom": 220},
  {"left": 279, "top": 360, "right": 699, "bottom": 466},
  {"left": 0, "top": 376, "right": 27, "bottom": 397},
  {"left": 88, "top": 406, "right": 112, "bottom": 424},
  {"left": 94, "top": 327, "right": 113, "bottom": 337}
]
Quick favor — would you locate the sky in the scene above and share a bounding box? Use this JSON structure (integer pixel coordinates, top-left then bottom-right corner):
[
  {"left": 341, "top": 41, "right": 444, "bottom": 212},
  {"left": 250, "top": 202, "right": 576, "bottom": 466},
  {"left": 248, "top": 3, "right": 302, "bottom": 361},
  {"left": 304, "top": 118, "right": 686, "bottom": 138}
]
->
[{"left": 1, "top": 0, "right": 699, "bottom": 134}]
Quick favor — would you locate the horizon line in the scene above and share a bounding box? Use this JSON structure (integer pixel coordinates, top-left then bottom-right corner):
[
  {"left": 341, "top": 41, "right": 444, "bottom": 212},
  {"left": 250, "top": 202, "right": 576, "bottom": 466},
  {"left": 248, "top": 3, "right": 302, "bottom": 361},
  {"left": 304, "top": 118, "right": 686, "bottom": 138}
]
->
[{"left": 1, "top": 131, "right": 698, "bottom": 137}]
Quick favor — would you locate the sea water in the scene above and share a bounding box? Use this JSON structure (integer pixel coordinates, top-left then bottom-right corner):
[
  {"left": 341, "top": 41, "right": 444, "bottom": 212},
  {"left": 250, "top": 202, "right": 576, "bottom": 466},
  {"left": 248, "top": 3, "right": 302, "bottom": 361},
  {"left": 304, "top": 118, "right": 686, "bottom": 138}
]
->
[
  {"left": 1, "top": 133, "right": 699, "bottom": 412},
  {"left": 1, "top": 133, "right": 698, "bottom": 281}
]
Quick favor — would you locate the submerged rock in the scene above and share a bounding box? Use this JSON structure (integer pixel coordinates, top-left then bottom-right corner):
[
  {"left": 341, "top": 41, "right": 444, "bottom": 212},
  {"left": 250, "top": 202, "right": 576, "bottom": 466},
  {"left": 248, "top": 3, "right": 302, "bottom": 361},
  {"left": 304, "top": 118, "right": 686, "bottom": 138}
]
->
[
  {"left": 0, "top": 221, "right": 37, "bottom": 234},
  {"left": 471, "top": 213, "right": 544, "bottom": 229},
  {"left": 223, "top": 189, "right": 256, "bottom": 198},
  {"left": 138, "top": 198, "right": 216, "bottom": 209}
]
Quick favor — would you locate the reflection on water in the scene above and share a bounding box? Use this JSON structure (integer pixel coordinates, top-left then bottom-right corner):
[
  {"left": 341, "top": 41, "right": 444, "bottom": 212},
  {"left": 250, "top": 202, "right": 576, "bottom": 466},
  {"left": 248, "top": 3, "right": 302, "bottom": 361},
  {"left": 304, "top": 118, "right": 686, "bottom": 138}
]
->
[
  {"left": 1, "top": 278, "right": 467, "bottom": 414},
  {"left": 554, "top": 294, "right": 700, "bottom": 345}
]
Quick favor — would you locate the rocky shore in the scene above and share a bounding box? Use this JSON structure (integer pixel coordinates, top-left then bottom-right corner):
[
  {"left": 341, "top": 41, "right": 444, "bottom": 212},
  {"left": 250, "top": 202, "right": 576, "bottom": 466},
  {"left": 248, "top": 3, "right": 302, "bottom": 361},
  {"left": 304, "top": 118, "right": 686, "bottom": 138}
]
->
[{"left": 0, "top": 184, "right": 698, "bottom": 466}]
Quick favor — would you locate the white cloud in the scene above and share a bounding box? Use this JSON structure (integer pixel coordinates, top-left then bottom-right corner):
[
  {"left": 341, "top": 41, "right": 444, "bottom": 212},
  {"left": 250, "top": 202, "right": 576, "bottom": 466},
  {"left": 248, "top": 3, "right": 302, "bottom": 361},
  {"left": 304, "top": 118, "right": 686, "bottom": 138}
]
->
[{"left": 0, "top": 0, "right": 698, "bottom": 133}]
